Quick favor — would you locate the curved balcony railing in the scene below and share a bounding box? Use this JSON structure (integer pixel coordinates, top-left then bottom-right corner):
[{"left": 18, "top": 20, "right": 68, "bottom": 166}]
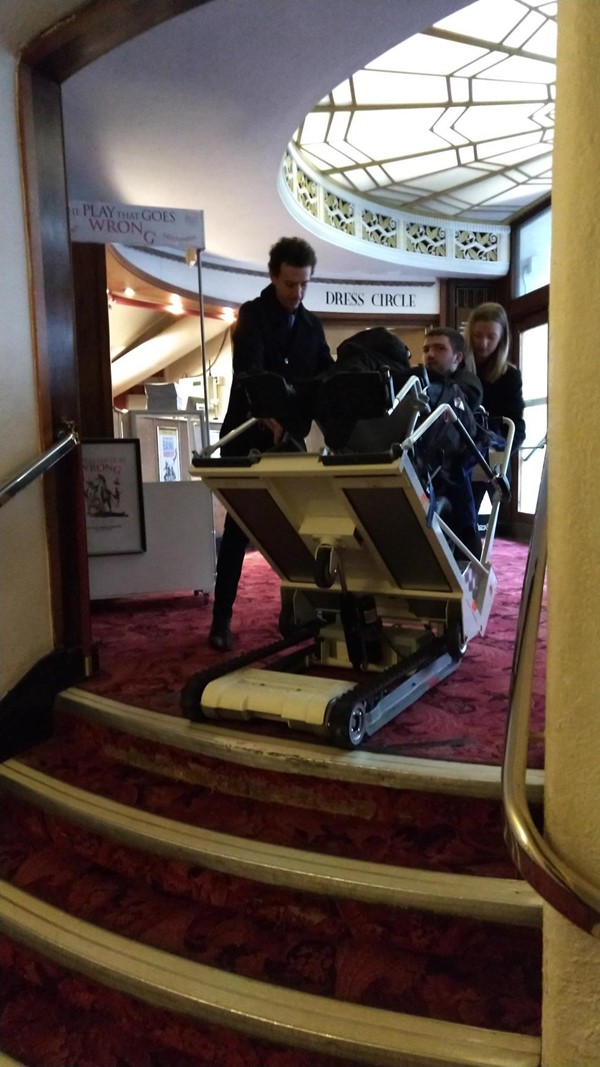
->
[
  {"left": 0, "top": 427, "right": 79, "bottom": 509},
  {"left": 502, "top": 458, "right": 600, "bottom": 937}
]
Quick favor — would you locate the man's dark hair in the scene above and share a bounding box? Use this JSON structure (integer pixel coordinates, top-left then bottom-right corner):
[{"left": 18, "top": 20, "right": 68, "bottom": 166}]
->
[
  {"left": 269, "top": 236, "right": 317, "bottom": 276},
  {"left": 425, "top": 326, "right": 466, "bottom": 359}
]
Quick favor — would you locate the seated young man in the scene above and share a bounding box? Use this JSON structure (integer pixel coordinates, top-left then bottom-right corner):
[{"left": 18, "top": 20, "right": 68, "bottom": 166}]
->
[
  {"left": 314, "top": 326, "right": 484, "bottom": 559},
  {"left": 421, "top": 326, "right": 482, "bottom": 410},
  {"left": 419, "top": 327, "right": 484, "bottom": 558}
]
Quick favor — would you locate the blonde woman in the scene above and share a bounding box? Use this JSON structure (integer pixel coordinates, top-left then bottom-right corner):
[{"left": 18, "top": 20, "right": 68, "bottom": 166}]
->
[{"left": 464, "top": 302, "right": 525, "bottom": 450}]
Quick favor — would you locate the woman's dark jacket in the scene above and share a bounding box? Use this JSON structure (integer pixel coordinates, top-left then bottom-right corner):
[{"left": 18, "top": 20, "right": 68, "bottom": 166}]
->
[{"left": 479, "top": 363, "right": 526, "bottom": 450}]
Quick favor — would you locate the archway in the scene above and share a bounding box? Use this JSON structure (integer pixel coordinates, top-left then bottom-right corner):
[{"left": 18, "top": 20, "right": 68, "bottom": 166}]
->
[{"left": 18, "top": 0, "right": 213, "bottom": 648}]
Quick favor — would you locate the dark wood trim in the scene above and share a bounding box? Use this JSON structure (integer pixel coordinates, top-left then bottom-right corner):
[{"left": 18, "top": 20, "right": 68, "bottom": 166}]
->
[
  {"left": 507, "top": 284, "right": 550, "bottom": 322},
  {"left": 0, "top": 645, "right": 98, "bottom": 762},
  {"left": 445, "top": 276, "right": 508, "bottom": 330},
  {"left": 17, "top": 63, "right": 80, "bottom": 441},
  {"left": 17, "top": 0, "right": 218, "bottom": 659},
  {"left": 21, "top": 0, "right": 214, "bottom": 80},
  {"left": 318, "top": 312, "right": 437, "bottom": 327},
  {"left": 72, "top": 243, "right": 114, "bottom": 438},
  {"left": 18, "top": 62, "right": 82, "bottom": 646},
  {"left": 438, "top": 278, "right": 450, "bottom": 327}
]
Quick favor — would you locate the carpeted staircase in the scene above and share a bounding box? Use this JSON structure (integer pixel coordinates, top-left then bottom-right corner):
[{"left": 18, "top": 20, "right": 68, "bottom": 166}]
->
[{"left": 0, "top": 543, "right": 545, "bottom": 1066}]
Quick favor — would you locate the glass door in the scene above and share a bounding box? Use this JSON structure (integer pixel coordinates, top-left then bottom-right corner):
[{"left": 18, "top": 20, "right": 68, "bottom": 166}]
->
[{"left": 515, "top": 314, "right": 548, "bottom": 519}]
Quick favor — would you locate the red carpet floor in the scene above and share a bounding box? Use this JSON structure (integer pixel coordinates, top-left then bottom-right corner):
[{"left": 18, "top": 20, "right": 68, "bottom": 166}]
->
[
  {"left": 83, "top": 538, "right": 546, "bottom": 767},
  {"left": 18, "top": 714, "right": 531, "bottom": 879},
  {"left": 1, "top": 938, "right": 361, "bottom": 1067},
  {"left": 0, "top": 541, "right": 545, "bottom": 1066},
  {"left": 1, "top": 793, "right": 541, "bottom": 1037}
]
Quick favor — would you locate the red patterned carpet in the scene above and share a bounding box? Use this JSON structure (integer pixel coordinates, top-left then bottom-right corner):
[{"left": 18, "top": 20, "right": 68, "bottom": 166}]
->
[
  {"left": 1, "top": 939, "right": 359, "bottom": 1067},
  {"left": 17, "top": 714, "right": 531, "bottom": 879},
  {"left": 1, "top": 793, "right": 541, "bottom": 1038},
  {"left": 83, "top": 538, "right": 546, "bottom": 767},
  {"left": 0, "top": 538, "right": 545, "bottom": 1066}
]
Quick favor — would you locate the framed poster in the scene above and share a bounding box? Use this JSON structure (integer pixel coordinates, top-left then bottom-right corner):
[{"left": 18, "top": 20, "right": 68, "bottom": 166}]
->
[
  {"left": 82, "top": 439, "right": 146, "bottom": 555},
  {"left": 157, "top": 425, "right": 181, "bottom": 482}
]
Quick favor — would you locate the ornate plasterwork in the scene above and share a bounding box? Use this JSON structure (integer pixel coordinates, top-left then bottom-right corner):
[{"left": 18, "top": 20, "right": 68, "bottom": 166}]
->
[
  {"left": 296, "top": 168, "right": 318, "bottom": 218},
  {"left": 281, "top": 150, "right": 509, "bottom": 274},
  {"left": 406, "top": 223, "right": 447, "bottom": 258},
  {"left": 292, "top": 0, "right": 555, "bottom": 223},
  {"left": 362, "top": 211, "right": 397, "bottom": 247},
  {"left": 323, "top": 192, "right": 355, "bottom": 234},
  {"left": 455, "top": 230, "right": 499, "bottom": 261}
]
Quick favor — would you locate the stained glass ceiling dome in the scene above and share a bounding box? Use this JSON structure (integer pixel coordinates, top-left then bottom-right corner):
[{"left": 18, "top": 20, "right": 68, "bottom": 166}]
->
[{"left": 290, "top": 0, "right": 556, "bottom": 224}]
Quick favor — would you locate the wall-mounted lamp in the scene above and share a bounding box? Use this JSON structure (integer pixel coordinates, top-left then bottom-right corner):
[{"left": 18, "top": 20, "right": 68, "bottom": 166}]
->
[{"left": 167, "top": 296, "right": 184, "bottom": 315}]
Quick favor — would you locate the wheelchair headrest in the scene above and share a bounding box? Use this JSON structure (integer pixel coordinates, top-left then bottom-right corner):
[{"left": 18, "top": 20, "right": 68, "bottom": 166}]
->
[
  {"left": 314, "top": 370, "right": 396, "bottom": 450},
  {"left": 237, "top": 371, "right": 297, "bottom": 421}
]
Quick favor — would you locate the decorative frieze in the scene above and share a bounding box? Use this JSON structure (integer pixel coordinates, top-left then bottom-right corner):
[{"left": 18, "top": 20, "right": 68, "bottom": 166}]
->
[
  {"left": 362, "top": 211, "right": 397, "bottom": 247},
  {"left": 406, "top": 223, "right": 446, "bottom": 258},
  {"left": 323, "top": 192, "right": 355, "bottom": 234},
  {"left": 295, "top": 165, "right": 318, "bottom": 218},
  {"left": 280, "top": 149, "right": 509, "bottom": 275},
  {"left": 282, "top": 153, "right": 294, "bottom": 192},
  {"left": 455, "top": 230, "right": 499, "bottom": 262}
]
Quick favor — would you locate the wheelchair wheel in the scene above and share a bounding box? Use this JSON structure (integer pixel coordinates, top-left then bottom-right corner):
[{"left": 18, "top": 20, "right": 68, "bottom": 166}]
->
[
  {"left": 447, "top": 620, "right": 467, "bottom": 661},
  {"left": 278, "top": 597, "right": 295, "bottom": 637},
  {"left": 180, "top": 676, "right": 207, "bottom": 721},
  {"left": 314, "top": 544, "right": 338, "bottom": 589},
  {"left": 328, "top": 700, "right": 367, "bottom": 749}
]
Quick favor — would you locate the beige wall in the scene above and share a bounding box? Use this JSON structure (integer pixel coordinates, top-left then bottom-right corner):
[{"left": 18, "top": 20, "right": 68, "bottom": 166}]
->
[
  {"left": 0, "top": 0, "right": 106, "bottom": 697},
  {"left": 542, "top": 2, "right": 600, "bottom": 1062},
  {"left": 0, "top": 45, "right": 53, "bottom": 695}
]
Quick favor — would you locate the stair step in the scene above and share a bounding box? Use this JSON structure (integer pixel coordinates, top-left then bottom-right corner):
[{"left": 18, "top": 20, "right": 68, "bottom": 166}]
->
[
  {"left": 0, "top": 881, "right": 541, "bottom": 1067},
  {"left": 0, "top": 760, "right": 541, "bottom": 926},
  {"left": 0, "top": 1052, "right": 26, "bottom": 1067},
  {"left": 50, "top": 698, "right": 543, "bottom": 882},
  {"left": 10, "top": 729, "right": 529, "bottom": 878},
  {"left": 57, "top": 688, "right": 545, "bottom": 802},
  {"left": 0, "top": 789, "right": 542, "bottom": 1032},
  {"left": 3, "top": 934, "right": 358, "bottom": 1067}
]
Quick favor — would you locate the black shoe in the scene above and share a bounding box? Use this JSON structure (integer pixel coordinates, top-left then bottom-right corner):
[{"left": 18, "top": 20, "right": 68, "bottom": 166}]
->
[{"left": 209, "top": 623, "right": 233, "bottom": 651}]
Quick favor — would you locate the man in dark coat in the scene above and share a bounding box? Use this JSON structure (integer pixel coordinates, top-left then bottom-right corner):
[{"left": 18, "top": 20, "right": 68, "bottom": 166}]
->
[{"left": 209, "top": 236, "right": 333, "bottom": 650}]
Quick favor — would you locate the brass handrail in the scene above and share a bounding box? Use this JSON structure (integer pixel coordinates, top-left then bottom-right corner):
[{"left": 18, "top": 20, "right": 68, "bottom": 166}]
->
[
  {"left": 0, "top": 427, "right": 78, "bottom": 509},
  {"left": 502, "top": 458, "right": 600, "bottom": 936}
]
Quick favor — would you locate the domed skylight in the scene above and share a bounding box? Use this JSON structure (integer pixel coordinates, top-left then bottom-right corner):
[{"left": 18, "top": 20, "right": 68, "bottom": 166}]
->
[{"left": 292, "top": 0, "right": 556, "bottom": 223}]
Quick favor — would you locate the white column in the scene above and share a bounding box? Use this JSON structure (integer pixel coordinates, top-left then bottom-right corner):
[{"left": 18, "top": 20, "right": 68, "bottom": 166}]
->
[{"left": 543, "top": 2, "right": 600, "bottom": 1063}]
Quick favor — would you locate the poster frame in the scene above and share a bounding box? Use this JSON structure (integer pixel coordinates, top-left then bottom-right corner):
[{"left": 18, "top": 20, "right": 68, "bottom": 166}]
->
[
  {"left": 82, "top": 438, "right": 146, "bottom": 556},
  {"left": 157, "top": 424, "right": 181, "bottom": 482}
]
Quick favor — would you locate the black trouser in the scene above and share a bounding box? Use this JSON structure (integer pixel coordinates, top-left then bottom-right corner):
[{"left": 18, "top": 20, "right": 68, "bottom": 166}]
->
[
  {"left": 472, "top": 480, "right": 488, "bottom": 510},
  {"left": 211, "top": 512, "right": 249, "bottom": 627},
  {"left": 437, "top": 465, "right": 481, "bottom": 558}
]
